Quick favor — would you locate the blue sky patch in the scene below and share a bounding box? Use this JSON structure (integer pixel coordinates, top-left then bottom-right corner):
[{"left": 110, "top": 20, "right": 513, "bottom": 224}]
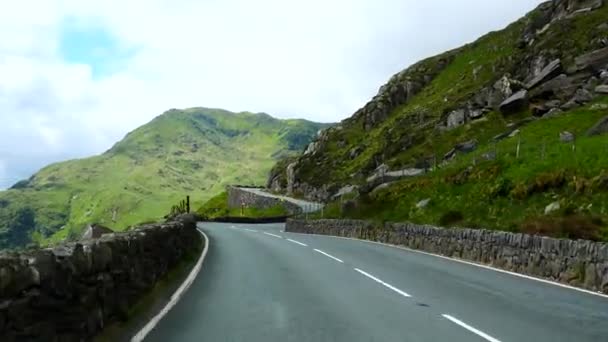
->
[{"left": 59, "top": 19, "right": 136, "bottom": 78}]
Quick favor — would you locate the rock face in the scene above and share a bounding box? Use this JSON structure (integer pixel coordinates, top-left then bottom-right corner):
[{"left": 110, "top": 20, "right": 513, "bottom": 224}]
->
[
  {"left": 559, "top": 131, "right": 575, "bottom": 142},
  {"left": 545, "top": 201, "right": 562, "bottom": 214},
  {"left": 352, "top": 54, "right": 456, "bottom": 131},
  {"left": 499, "top": 90, "right": 529, "bottom": 115},
  {"left": 526, "top": 59, "right": 563, "bottom": 89},
  {"left": 286, "top": 219, "right": 608, "bottom": 293},
  {"left": 0, "top": 218, "right": 201, "bottom": 341},
  {"left": 596, "top": 85, "right": 608, "bottom": 93},
  {"left": 575, "top": 46, "right": 608, "bottom": 71}
]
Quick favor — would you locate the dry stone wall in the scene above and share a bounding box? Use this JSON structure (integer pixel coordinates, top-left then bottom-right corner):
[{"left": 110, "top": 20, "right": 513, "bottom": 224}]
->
[
  {"left": 0, "top": 216, "right": 201, "bottom": 341},
  {"left": 227, "top": 186, "right": 301, "bottom": 214},
  {"left": 286, "top": 219, "right": 608, "bottom": 293}
]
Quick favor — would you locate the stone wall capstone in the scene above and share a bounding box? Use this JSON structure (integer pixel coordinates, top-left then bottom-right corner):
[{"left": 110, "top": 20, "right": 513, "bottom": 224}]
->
[
  {"left": 227, "top": 186, "right": 301, "bottom": 214},
  {"left": 286, "top": 219, "right": 608, "bottom": 294},
  {"left": 0, "top": 216, "right": 201, "bottom": 341}
]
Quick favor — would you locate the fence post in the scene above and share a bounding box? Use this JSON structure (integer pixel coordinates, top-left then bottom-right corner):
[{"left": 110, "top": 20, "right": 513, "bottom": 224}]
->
[{"left": 186, "top": 195, "right": 190, "bottom": 213}]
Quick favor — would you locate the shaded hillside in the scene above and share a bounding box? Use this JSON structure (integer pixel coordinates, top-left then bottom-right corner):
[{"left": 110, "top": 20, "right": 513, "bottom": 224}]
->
[
  {"left": 0, "top": 108, "right": 327, "bottom": 249},
  {"left": 268, "top": 0, "right": 608, "bottom": 240}
]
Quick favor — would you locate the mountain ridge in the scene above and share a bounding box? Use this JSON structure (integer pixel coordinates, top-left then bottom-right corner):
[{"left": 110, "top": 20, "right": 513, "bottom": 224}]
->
[{"left": 0, "top": 108, "right": 327, "bottom": 249}]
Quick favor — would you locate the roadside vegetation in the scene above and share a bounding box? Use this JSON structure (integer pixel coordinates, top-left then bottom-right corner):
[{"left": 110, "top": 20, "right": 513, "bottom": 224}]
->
[{"left": 317, "top": 98, "right": 608, "bottom": 241}]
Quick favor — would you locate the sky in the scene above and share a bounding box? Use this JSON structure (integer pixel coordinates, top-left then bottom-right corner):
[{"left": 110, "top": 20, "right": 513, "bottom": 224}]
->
[{"left": 0, "top": 0, "right": 543, "bottom": 189}]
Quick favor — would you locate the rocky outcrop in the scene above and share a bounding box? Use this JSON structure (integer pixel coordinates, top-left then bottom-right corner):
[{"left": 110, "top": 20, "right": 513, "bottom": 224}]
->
[
  {"left": 286, "top": 219, "right": 608, "bottom": 293},
  {"left": 575, "top": 46, "right": 608, "bottom": 71},
  {"left": 81, "top": 224, "right": 114, "bottom": 240},
  {"left": 587, "top": 115, "right": 608, "bottom": 135},
  {"left": 0, "top": 217, "right": 201, "bottom": 341},
  {"left": 499, "top": 90, "right": 529, "bottom": 115},
  {"left": 266, "top": 0, "right": 608, "bottom": 201},
  {"left": 349, "top": 54, "right": 456, "bottom": 131},
  {"left": 526, "top": 59, "right": 563, "bottom": 89}
]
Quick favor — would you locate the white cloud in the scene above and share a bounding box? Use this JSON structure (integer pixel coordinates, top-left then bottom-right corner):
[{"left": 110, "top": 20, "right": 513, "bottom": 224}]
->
[{"left": 0, "top": 0, "right": 544, "bottom": 188}]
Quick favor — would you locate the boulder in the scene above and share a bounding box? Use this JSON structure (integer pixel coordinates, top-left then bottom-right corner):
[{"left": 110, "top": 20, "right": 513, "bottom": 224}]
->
[
  {"left": 349, "top": 146, "right": 363, "bottom": 159},
  {"left": 560, "top": 131, "right": 575, "bottom": 143},
  {"left": 508, "top": 129, "right": 521, "bottom": 137},
  {"left": 81, "top": 224, "right": 114, "bottom": 240},
  {"left": 499, "top": 90, "right": 529, "bottom": 115},
  {"left": 526, "top": 59, "right": 562, "bottom": 89},
  {"left": 561, "top": 99, "right": 579, "bottom": 110},
  {"left": 303, "top": 141, "right": 319, "bottom": 156},
  {"left": 530, "top": 73, "right": 591, "bottom": 102},
  {"left": 332, "top": 185, "right": 358, "bottom": 199},
  {"left": 575, "top": 47, "right": 608, "bottom": 71},
  {"left": 572, "top": 88, "right": 594, "bottom": 103},
  {"left": 370, "top": 182, "right": 394, "bottom": 194},
  {"left": 590, "top": 103, "right": 608, "bottom": 110},
  {"left": 447, "top": 109, "right": 466, "bottom": 129},
  {"left": 595, "top": 85, "right": 608, "bottom": 94},
  {"left": 587, "top": 115, "right": 608, "bottom": 136},
  {"left": 545, "top": 201, "right": 561, "bottom": 215},
  {"left": 543, "top": 108, "right": 564, "bottom": 118},
  {"left": 443, "top": 148, "right": 457, "bottom": 161},
  {"left": 481, "top": 151, "right": 497, "bottom": 161},
  {"left": 600, "top": 70, "right": 608, "bottom": 82},
  {"left": 455, "top": 140, "right": 477, "bottom": 153},
  {"left": 416, "top": 198, "right": 431, "bottom": 209},
  {"left": 531, "top": 100, "right": 561, "bottom": 116}
]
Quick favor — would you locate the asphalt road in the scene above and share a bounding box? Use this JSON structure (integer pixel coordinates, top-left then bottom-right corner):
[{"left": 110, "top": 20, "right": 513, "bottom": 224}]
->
[{"left": 144, "top": 222, "right": 608, "bottom": 342}]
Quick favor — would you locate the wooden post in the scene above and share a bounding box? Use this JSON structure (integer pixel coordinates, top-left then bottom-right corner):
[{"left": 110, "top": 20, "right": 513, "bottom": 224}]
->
[{"left": 186, "top": 196, "right": 190, "bottom": 213}]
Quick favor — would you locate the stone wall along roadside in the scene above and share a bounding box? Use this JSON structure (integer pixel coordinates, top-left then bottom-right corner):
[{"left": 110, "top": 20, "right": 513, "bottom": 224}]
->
[
  {"left": 286, "top": 219, "right": 608, "bottom": 294},
  {"left": 0, "top": 214, "right": 201, "bottom": 341},
  {"left": 227, "top": 186, "right": 301, "bottom": 214}
]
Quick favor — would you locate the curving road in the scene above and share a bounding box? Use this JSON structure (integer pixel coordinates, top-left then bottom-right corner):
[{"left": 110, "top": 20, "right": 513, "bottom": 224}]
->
[
  {"left": 238, "top": 187, "right": 324, "bottom": 213},
  {"left": 144, "top": 222, "right": 608, "bottom": 342}
]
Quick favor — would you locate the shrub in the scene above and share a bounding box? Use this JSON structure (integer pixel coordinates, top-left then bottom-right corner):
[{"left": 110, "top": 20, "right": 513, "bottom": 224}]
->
[
  {"left": 520, "top": 215, "right": 604, "bottom": 241},
  {"left": 439, "top": 210, "right": 464, "bottom": 227}
]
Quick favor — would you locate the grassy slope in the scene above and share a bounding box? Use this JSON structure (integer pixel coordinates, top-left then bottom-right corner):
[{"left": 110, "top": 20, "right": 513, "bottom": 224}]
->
[
  {"left": 0, "top": 108, "right": 326, "bottom": 248},
  {"left": 196, "top": 191, "right": 288, "bottom": 219},
  {"left": 296, "top": 5, "right": 608, "bottom": 240},
  {"left": 321, "top": 98, "right": 608, "bottom": 240}
]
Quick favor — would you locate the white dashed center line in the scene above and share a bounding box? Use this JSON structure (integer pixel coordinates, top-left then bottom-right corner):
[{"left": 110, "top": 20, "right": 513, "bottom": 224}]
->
[
  {"left": 263, "top": 232, "right": 283, "bottom": 239},
  {"left": 442, "top": 314, "right": 501, "bottom": 342},
  {"left": 287, "top": 238, "right": 308, "bottom": 247},
  {"left": 244, "top": 229, "right": 258, "bottom": 233},
  {"left": 354, "top": 268, "right": 411, "bottom": 298},
  {"left": 314, "top": 249, "right": 344, "bottom": 263}
]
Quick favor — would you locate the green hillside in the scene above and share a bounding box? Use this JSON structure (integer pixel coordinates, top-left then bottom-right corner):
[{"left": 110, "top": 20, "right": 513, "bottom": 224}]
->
[
  {"left": 0, "top": 108, "right": 327, "bottom": 249},
  {"left": 268, "top": 1, "right": 608, "bottom": 240}
]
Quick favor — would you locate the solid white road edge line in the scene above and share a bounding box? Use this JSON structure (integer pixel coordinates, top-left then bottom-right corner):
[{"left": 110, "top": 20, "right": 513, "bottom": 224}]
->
[
  {"left": 288, "top": 231, "right": 608, "bottom": 299},
  {"left": 313, "top": 249, "right": 344, "bottom": 263},
  {"left": 354, "top": 268, "right": 412, "bottom": 298},
  {"left": 442, "top": 314, "right": 502, "bottom": 342},
  {"left": 287, "top": 238, "right": 308, "bottom": 247},
  {"left": 131, "top": 229, "right": 209, "bottom": 342},
  {"left": 263, "top": 232, "right": 283, "bottom": 238}
]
